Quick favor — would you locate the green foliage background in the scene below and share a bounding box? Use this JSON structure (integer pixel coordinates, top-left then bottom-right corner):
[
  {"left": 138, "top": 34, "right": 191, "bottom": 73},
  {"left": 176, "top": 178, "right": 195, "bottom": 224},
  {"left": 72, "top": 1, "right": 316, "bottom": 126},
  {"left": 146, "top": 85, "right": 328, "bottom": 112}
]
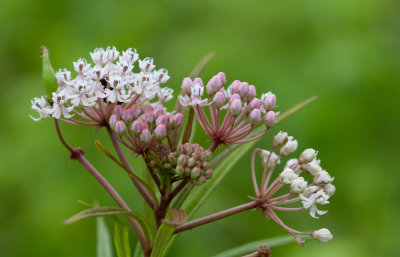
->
[{"left": 0, "top": 0, "right": 399, "bottom": 256}]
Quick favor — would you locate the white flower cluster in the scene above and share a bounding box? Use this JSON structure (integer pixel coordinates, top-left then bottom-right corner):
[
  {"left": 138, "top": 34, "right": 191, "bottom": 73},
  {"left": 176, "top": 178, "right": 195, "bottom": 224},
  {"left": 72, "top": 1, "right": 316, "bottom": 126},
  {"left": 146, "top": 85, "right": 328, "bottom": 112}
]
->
[
  {"left": 30, "top": 47, "right": 173, "bottom": 121},
  {"left": 274, "top": 132, "right": 335, "bottom": 219}
]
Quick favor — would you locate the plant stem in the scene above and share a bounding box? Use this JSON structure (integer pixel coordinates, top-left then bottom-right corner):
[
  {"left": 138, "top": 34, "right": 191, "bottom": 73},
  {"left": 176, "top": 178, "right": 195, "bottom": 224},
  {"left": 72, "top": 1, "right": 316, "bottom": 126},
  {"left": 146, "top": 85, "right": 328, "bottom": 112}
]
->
[
  {"left": 174, "top": 201, "right": 259, "bottom": 233},
  {"left": 53, "top": 120, "right": 149, "bottom": 255},
  {"left": 106, "top": 125, "right": 155, "bottom": 209}
]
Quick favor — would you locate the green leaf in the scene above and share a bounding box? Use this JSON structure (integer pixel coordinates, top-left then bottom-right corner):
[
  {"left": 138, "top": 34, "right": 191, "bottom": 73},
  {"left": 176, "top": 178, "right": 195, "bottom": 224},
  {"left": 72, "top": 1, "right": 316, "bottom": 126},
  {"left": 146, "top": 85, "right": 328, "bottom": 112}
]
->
[
  {"left": 133, "top": 242, "right": 143, "bottom": 257},
  {"left": 212, "top": 235, "right": 299, "bottom": 257},
  {"left": 95, "top": 140, "right": 159, "bottom": 208},
  {"left": 40, "top": 46, "right": 58, "bottom": 96},
  {"left": 150, "top": 210, "right": 186, "bottom": 257},
  {"left": 63, "top": 206, "right": 153, "bottom": 247},
  {"left": 97, "top": 217, "right": 113, "bottom": 257},
  {"left": 114, "top": 222, "right": 132, "bottom": 257}
]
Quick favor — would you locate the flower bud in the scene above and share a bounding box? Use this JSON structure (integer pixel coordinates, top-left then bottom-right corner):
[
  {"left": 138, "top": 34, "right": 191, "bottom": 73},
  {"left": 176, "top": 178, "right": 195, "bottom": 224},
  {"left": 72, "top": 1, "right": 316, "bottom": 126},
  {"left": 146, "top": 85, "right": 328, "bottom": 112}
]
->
[
  {"left": 324, "top": 183, "right": 336, "bottom": 196},
  {"left": 188, "top": 157, "right": 196, "bottom": 168},
  {"left": 280, "top": 137, "right": 298, "bottom": 156},
  {"left": 132, "top": 120, "right": 144, "bottom": 135},
  {"left": 181, "top": 77, "right": 193, "bottom": 95},
  {"left": 265, "top": 111, "right": 276, "bottom": 128},
  {"left": 213, "top": 91, "right": 226, "bottom": 108},
  {"left": 205, "top": 169, "right": 213, "bottom": 179},
  {"left": 312, "top": 228, "right": 333, "bottom": 242},
  {"left": 273, "top": 131, "right": 289, "bottom": 148},
  {"left": 167, "top": 153, "right": 177, "bottom": 164},
  {"left": 153, "top": 107, "right": 164, "bottom": 119},
  {"left": 154, "top": 124, "right": 167, "bottom": 140},
  {"left": 109, "top": 114, "right": 119, "bottom": 128},
  {"left": 156, "top": 114, "right": 170, "bottom": 127},
  {"left": 290, "top": 177, "right": 307, "bottom": 193},
  {"left": 196, "top": 176, "right": 207, "bottom": 185},
  {"left": 113, "top": 105, "right": 123, "bottom": 116},
  {"left": 238, "top": 82, "right": 249, "bottom": 98},
  {"left": 313, "top": 170, "right": 333, "bottom": 185},
  {"left": 177, "top": 154, "right": 188, "bottom": 166},
  {"left": 173, "top": 113, "right": 184, "bottom": 127},
  {"left": 284, "top": 158, "right": 299, "bottom": 169},
  {"left": 230, "top": 99, "right": 242, "bottom": 116},
  {"left": 249, "top": 109, "right": 261, "bottom": 125},
  {"left": 122, "top": 108, "right": 133, "bottom": 123},
  {"left": 303, "top": 185, "right": 319, "bottom": 195},
  {"left": 299, "top": 148, "right": 317, "bottom": 164},
  {"left": 278, "top": 168, "right": 298, "bottom": 184},
  {"left": 229, "top": 80, "right": 241, "bottom": 94},
  {"left": 262, "top": 92, "right": 276, "bottom": 110},
  {"left": 217, "top": 72, "right": 226, "bottom": 85},
  {"left": 191, "top": 166, "right": 202, "bottom": 180},
  {"left": 249, "top": 98, "right": 261, "bottom": 110},
  {"left": 132, "top": 105, "right": 143, "bottom": 119},
  {"left": 40, "top": 46, "right": 58, "bottom": 95},
  {"left": 193, "top": 77, "right": 204, "bottom": 87},
  {"left": 247, "top": 85, "right": 256, "bottom": 101},
  {"left": 302, "top": 161, "right": 323, "bottom": 176},
  {"left": 229, "top": 93, "right": 241, "bottom": 104},
  {"left": 176, "top": 165, "right": 185, "bottom": 176},
  {"left": 115, "top": 120, "right": 126, "bottom": 136},
  {"left": 141, "top": 111, "right": 154, "bottom": 125},
  {"left": 140, "top": 129, "right": 151, "bottom": 143},
  {"left": 260, "top": 150, "right": 280, "bottom": 168}
]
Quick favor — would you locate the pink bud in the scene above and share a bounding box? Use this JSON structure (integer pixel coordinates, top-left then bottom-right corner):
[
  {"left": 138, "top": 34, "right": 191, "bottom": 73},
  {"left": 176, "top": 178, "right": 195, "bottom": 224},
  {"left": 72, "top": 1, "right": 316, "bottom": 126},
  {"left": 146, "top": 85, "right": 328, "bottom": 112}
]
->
[
  {"left": 230, "top": 99, "right": 242, "bottom": 116},
  {"left": 109, "top": 114, "right": 119, "bottom": 128},
  {"left": 173, "top": 113, "right": 184, "bottom": 127},
  {"left": 154, "top": 124, "right": 167, "bottom": 140},
  {"left": 249, "top": 98, "right": 261, "bottom": 110},
  {"left": 230, "top": 80, "right": 241, "bottom": 94},
  {"left": 217, "top": 72, "right": 226, "bottom": 85},
  {"left": 206, "top": 81, "right": 215, "bottom": 96},
  {"left": 132, "top": 105, "right": 143, "bottom": 119},
  {"left": 141, "top": 112, "right": 154, "bottom": 124},
  {"left": 131, "top": 120, "right": 144, "bottom": 135},
  {"left": 115, "top": 120, "right": 126, "bottom": 136},
  {"left": 229, "top": 93, "right": 241, "bottom": 104},
  {"left": 156, "top": 114, "right": 170, "bottom": 127},
  {"left": 213, "top": 91, "right": 225, "bottom": 108},
  {"left": 144, "top": 105, "right": 154, "bottom": 113},
  {"left": 122, "top": 108, "right": 133, "bottom": 123},
  {"left": 249, "top": 109, "right": 261, "bottom": 125},
  {"left": 193, "top": 78, "right": 204, "bottom": 87},
  {"left": 153, "top": 107, "right": 164, "bottom": 119},
  {"left": 262, "top": 92, "right": 276, "bottom": 110},
  {"left": 265, "top": 111, "right": 276, "bottom": 127},
  {"left": 238, "top": 82, "right": 249, "bottom": 98},
  {"left": 181, "top": 77, "right": 193, "bottom": 95},
  {"left": 113, "top": 105, "right": 123, "bottom": 116},
  {"left": 248, "top": 85, "right": 256, "bottom": 101},
  {"left": 140, "top": 129, "right": 151, "bottom": 143}
]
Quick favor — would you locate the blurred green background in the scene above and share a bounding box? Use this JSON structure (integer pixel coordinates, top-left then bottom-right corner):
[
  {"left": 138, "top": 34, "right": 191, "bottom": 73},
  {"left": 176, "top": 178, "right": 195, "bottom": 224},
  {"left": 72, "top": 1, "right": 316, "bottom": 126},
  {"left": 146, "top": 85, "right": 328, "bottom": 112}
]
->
[{"left": 1, "top": 0, "right": 399, "bottom": 256}]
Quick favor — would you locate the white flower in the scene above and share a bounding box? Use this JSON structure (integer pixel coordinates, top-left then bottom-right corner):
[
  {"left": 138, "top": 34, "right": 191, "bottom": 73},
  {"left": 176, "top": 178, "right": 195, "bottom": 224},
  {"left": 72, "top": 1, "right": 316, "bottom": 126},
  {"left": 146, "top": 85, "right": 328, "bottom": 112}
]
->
[
  {"left": 278, "top": 168, "right": 298, "bottom": 184},
  {"left": 284, "top": 158, "right": 299, "bottom": 170},
  {"left": 69, "top": 81, "right": 97, "bottom": 107},
  {"left": 105, "top": 46, "right": 120, "bottom": 62},
  {"left": 260, "top": 150, "right": 280, "bottom": 168},
  {"left": 90, "top": 48, "right": 106, "bottom": 66},
  {"left": 312, "top": 228, "right": 333, "bottom": 242},
  {"left": 323, "top": 183, "right": 336, "bottom": 196},
  {"left": 180, "top": 82, "right": 208, "bottom": 106},
  {"left": 51, "top": 91, "right": 74, "bottom": 119},
  {"left": 301, "top": 189, "right": 330, "bottom": 218},
  {"left": 313, "top": 170, "right": 333, "bottom": 185},
  {"left": 30, "top": 96, "right": 52, "bottom": 121},
  {"left": 280, "top": 136, "right": 298, "bottom": 156},
  {"left": 120, "top": 48, "right": 139, "bottom": 65},
  {"left": 299, "top": 148, "right": 317, "bottom": 164},
  {"left": 301, "top": 160, "right": 323, "bottom": 176},
  {"left": 73, "top": 58, "right": 90, "bottom": 74},
  {"left": 290, "top": 177, "right": 307, "bottom": 194},
  {"left": 153, "top": 69, "right": 170, "bottom": 84},
  {"left": 139, "top": 57, "right": 155, "bottom": 72}
]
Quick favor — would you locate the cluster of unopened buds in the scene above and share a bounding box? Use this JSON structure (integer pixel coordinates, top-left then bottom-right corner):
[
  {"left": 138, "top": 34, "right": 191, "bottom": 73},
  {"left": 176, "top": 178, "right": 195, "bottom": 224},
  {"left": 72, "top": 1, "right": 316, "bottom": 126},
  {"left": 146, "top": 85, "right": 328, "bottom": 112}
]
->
[
  {"left": 251, "top": 131, "right": 334, "bottom": 244},
  {"left": 30, "top": 46, "right": 334, "bottom": 257},
  {"left": 179, "top": 72, "right": 278, "bottom": 151}
]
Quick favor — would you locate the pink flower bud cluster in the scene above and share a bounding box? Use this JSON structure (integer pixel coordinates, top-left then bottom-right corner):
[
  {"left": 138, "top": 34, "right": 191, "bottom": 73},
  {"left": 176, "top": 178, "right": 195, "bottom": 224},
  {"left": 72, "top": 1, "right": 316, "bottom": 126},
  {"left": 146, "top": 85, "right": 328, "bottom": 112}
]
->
[
  {"left": 179, "top": 72, "right": 278, "bottom": 151},
  {"left": 109, "top": 104, "right": 183, "bottom": 154}
]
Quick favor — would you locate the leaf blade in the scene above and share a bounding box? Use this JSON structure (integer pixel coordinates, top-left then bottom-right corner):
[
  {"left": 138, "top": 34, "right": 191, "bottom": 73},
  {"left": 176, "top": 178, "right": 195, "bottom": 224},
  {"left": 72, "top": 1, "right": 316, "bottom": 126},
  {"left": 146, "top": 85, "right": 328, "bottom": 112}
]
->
[
  {"left": 97, "top": 217, "right": 113, "bottom": 257},
  {"left": 114, "top": 222, "right": 132, "bottom": 257}
]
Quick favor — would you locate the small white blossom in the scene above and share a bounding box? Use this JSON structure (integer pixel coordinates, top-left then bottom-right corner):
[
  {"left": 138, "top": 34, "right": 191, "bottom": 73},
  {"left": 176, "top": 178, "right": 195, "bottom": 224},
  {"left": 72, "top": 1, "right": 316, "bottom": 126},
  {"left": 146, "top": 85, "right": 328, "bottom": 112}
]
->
[
  {"left": 260, "top": 150, "right": 280, "bottom": 168},
  {"left": 280, "top": 136, "right": 298, "bottom": 156},
  {"left": 90, "top": 48, "right": 106, "bottom": 66},
  {"left": 51, "top": 91, "right": 74, "bottom": 119},
  {"left": 313, "top": 170, "right": 333, "bottom": 186},
  {"left": 302, "top": 160, "right": 323, "bottom": 176},
  {"left": 301, "top": 189, "right": 329, "bottom": 218},
  {"left": 278, "top": 167, "right": 298, "bottom": 184},
  {"left": 139, "top": 57, "right": 155, "bottom": 72},
  {"left": 273, "top": 131, "right": 289, "bottom": 148},
  {"left": 30, "top": 96, "right": 52, "bottom": 121},
  {"left": 299, "top": 148, "right": 317, "bottom": 164},
  {"left": 312, "top": 228, "right": 333, "bottom": 242},
  {"left": 290, "top": 177, "right": 308, "bottom": 194}
]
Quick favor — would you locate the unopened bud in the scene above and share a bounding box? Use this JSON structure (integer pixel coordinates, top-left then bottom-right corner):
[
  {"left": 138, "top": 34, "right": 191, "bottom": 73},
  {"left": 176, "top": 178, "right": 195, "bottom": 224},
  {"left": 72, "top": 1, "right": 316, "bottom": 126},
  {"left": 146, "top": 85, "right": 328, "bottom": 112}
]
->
[
  {"left": 265, "top": 111, "right": 276, "bottom": 128},
  {"left": 176, "top": 165, "right": 184, "bottom": 176},
  {"left": 156, "top": 114, "right": 170, "bottom": 127},
  {"left": 230, "top": 99, "right": 242, "bottom": 116},
  {"left": 250, "top": 109, "right": 261, "bottom": 125},
  {"left": 273, "top": 131, "right": 289, "bottom": 148},
  {"left": 188, "top": 157, "right": 196, "bottom": 168},
  {"left": 213, "top": 91, "right": 226, "bottom": 108},
  {"left": 290, "top": 177, "right": 307, "bottom": 194},
  {"left": 154, "top": 124, "right": 167, "bottom": 140},
  {"left": 153, "top": 107, "right": 164, "bottom": 119},
  {"left": 324, "top": 183, "right": 336, "bottom": 196},
  {"left": 299, "top": 148, "right": 317, "bottom": 164},
  {"left": 301, "top": 161, "right": 322, "bottom": 176},
  {"left": 278, "top": 167, "right": 298, "bottom": 184},
  {"left": 193, "top": 77, "right": 204, "bottom": 87},
  {"left": 132, "top": 120, "right": 144, "bottom": 135},
  {"left": 177, "top": 154, "right": 188, "bottom": 166},
  {"left": 262, "top": 92, "right": 276, "bottom": 110},
  {"left": 238, "top": 82, "right": 249, "bottom": 98},
  {"left": 122, "top": 108, "right": 133, "bottom": 123},
  {"left": 173, "top": 113, "right": 184, "bottom": 127},
  {"left": 313, "top": 170, "right": 333, "bottom": 185},
  {"left": 132, "top": 105, "right": 143, "bottom": 119},
  {"left": 191, "top": 166, "right": 202, "bottom": 179},
  {"left": 280, "top": 137, "right": 298, "bottom": 156},
  {"left": 115, "top": 120, "right": 126, "bottom": 136},
  {"left": 249, "top": 98, "right": 261, "bottom": 110},
  {"left": 260, "top": 150, "right": 280, "bottom": 168},
  {"left": 113, "top": 105, "right": 123, "bottom": 116},
  {"left": 182, "top": 77, "right": 193, "bottom": 95},
  {"left": 140, "top": 129, "right": 151, "bottom": 143},
  {"left": 109, "top": 114, "right": 119, "bottom": 128},
  {"left": 229, "top": 80, "right": 241, "bottom": 94},
  {"left": 312, "top": 228, "right": 333, "bottom": 242}
]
